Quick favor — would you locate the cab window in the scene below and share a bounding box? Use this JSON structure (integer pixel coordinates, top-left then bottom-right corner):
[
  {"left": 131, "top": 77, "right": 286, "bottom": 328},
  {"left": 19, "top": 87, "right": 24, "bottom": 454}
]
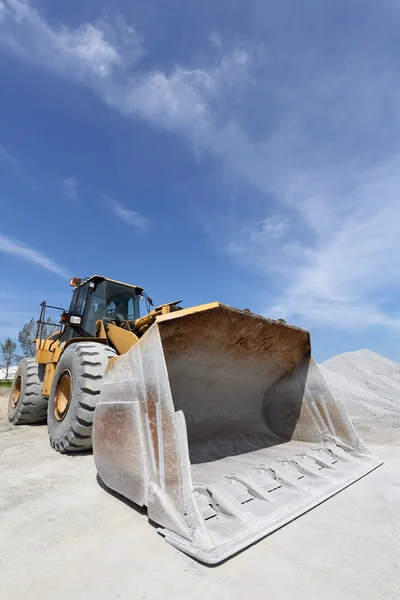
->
[
  {"left": 106, "top": 281, "right": 140, "bottom": 322},
  {"left": 83, "top": 280, "right": 107, "bottom": 335},
  {"left": 69, "top": 283, "right": 89, "bottom": 316}
]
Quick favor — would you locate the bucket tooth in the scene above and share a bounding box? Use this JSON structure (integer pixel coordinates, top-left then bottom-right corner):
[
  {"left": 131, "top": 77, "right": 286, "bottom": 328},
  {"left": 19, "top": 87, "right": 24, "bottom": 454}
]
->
[
  {"left": 287, "top": 457, "right": 325, "bottom": 479},
  {"left": 228, "top": 474, "right": 274, "bottom": 502},
  {"left": 207, "top": 481, "right": 255, "bottom": 523},
  {"left": 304, "top": 451, "right": 336, "bottom": 470}
]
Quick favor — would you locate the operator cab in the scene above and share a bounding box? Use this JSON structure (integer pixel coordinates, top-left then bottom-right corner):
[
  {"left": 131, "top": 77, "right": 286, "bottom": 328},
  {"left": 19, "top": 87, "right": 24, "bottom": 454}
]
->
[{"left": 67, "top": 276, "right": 143, "bottom": 336}]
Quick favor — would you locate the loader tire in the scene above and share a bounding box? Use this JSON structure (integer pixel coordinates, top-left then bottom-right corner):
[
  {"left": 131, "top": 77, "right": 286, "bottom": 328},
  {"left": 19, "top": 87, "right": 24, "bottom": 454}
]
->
[
  {"left": 8, "top": 358, "right": 47, "bottom": 424},
  {"left": 47, "top": 342, "right": 116, "bottom": 453}
]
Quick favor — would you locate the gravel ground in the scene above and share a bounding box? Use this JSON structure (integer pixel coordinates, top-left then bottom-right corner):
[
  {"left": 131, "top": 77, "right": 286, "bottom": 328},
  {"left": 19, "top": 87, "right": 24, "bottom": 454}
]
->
[{"left": 1, "top": 387, "right": 399, "bottom": 600}]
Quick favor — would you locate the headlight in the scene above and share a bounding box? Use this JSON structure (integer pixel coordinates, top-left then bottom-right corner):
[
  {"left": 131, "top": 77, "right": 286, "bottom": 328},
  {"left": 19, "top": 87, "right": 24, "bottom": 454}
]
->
[{"left": 69, "top": 315, "right": 81, "bottom": 325}]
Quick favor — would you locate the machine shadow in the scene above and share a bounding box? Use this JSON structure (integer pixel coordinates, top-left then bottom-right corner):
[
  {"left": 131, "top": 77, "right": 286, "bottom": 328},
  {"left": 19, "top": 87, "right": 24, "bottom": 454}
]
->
[{"left": 96, "top": 474, "right": 148, "bottom": 518}]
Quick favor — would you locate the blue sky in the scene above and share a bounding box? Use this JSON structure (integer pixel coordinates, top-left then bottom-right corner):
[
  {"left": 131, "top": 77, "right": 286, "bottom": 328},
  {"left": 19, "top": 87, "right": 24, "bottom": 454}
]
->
[{"left": 1, "top": 0, "right": 400, "bottom": 362}]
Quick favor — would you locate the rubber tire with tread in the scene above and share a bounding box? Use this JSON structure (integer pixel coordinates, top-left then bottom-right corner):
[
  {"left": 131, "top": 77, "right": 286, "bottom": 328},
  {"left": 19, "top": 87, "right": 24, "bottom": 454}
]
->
[
  {"left": 47, "top": 342, "right": 116, "bottom": 453},
  {"left": 8, "top": 358, "right": 47, "bottom": 424}
]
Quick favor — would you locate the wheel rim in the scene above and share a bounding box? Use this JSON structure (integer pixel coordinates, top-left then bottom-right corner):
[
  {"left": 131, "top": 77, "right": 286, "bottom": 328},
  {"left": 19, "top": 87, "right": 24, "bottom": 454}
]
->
[
  {"left": 54, "top": 370, "right": 72, "bottom": 421},
  {"left": 12, "top": 375, "right": 23, "bottom": 409}
]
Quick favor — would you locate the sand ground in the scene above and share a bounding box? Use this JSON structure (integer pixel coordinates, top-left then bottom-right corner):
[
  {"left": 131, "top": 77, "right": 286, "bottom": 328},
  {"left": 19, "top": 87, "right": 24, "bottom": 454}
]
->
[{"left": 1, "top": 388, "right": 399, "bottom": 600}]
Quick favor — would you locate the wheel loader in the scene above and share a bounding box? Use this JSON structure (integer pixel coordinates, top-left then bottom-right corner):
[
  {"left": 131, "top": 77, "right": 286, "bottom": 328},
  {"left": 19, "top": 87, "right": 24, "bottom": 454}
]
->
[{"left": 9, "top": 275, "right": 382, "bottom": 564}]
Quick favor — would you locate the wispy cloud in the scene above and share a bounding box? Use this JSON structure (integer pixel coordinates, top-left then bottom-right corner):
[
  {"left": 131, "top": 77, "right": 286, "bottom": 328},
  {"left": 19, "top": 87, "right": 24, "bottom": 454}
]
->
[
  {"left": 223, "top": 160, "right": 400, "bottom": 329},
  {"left": 0, "top": 305, "right": 36, "bottom": 340},
  {"left": 0, "top": 283, "right": 53, "bottom": 340},
  {"left": 0, "top": 0, "right": 143, "bottom": 81},
  {"left": 63, "top": 176, "right": 78, "bottom": 202},
  {"left": 0, "top": 142, "right": 38, "bottom": 189},
  {"left": 0, "top": 143, "right": 16, "bottom": 166},
  {"left": 0, "top": 234, "right": 70, "bottom": 278},
  {"left": 0, "top": 0, "right": 247, "bottom": 139},
  {"left": 2, "top": 1, "right": 400, "bottom": 329},
  {"left": 105, "top": 197, "right": 149, "bottom": 230}
]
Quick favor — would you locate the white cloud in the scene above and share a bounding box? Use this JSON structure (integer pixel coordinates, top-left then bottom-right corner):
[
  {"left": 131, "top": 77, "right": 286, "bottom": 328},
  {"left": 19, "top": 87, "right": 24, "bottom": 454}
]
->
[
  {"left": 0, "top": 142, "right": 38, "bottom": 188},
  {"left": 0, "top": 0, "right": 142, "bottom": 82},
  {"left": 223, "top": 157, "right": 400, "bottom": 328},
  {"left": 105, "top": 198, "right": 149, "bottom": 230},
  {"left": 118, "top": 68, "right": 212, "bottom": 132},
  {"left": 63, "top": 176, "right": 78, "bottom": 202},
  {"left": 1, "top": 1, "right": 400, "bottom": 329},
  {"left": 0, "top": 2, "right": 248, "bottom": 140},
  {"left": 0, "top": 143, "right": 15, "bottom": 165},
  {"left": 227, "top": 215, "right": 291, "bottom": 275},
  {"left": 0, "top": 305, "right": 35, "bottom": 341},
  {"left": 249, "top": 218, "right": 289, "bottom": 243},
  {"left": 0, "top": 234, "right": 70, "bottom": 278}
]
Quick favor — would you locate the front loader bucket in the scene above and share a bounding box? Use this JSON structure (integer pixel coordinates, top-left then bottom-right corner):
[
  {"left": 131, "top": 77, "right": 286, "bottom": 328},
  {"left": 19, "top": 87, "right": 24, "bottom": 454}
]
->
[{"left": 93, "top": 303, "right": 382, "bottom": 564}]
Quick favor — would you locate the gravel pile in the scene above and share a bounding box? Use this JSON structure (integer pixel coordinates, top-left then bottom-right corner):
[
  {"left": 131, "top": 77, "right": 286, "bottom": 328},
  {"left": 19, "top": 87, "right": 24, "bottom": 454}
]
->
[{"left": 320, "top": 349, "right": 400, "bottom": 422}]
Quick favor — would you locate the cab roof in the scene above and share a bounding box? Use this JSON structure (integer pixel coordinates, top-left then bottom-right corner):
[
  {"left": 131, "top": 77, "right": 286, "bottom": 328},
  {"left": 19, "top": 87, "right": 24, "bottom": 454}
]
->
[{"left": 73, "top": 275, "right": 143, "bottom": 293}]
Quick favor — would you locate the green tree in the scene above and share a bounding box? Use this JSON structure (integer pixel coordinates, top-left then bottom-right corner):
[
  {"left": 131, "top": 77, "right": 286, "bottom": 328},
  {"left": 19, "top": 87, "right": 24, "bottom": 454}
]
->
[
  {"left": 18, "top": 315, "right": 60, "bottom": 360},
  {"left": 41, "top": 315, "right": 59, "bottom": 338},
  {"left": 18, "top": 318, "right": 37, "bottom": 358},
  {"left": 0, "top": 338, "right": 18, "bottom": 380}
]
